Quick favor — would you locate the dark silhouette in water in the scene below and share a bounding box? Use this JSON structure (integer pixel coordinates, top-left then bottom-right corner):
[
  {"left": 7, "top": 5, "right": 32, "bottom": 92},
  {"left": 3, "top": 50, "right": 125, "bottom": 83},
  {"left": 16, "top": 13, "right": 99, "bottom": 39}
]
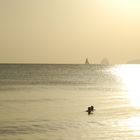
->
[
  {"left": 86, "top": 106, "right": 95, "bottom": 115},
  {"left": 87, "top": 107, "right": 91, "bottom": 115},
  {"left": 90, "top": 106, "right": 94, "bottom": 111}
]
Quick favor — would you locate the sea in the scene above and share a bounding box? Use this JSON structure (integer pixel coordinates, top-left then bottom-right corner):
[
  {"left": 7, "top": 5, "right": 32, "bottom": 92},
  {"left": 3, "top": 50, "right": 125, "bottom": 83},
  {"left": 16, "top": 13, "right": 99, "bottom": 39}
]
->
[{"left": 0, "top": 64, "right": 140, "bottom": 140}]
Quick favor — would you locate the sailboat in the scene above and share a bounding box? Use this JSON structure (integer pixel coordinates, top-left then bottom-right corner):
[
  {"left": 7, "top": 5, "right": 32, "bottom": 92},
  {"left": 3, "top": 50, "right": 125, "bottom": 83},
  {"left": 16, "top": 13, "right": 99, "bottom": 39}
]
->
[{"left": 85, "top": 58, "right": 89, "bottom": 64}]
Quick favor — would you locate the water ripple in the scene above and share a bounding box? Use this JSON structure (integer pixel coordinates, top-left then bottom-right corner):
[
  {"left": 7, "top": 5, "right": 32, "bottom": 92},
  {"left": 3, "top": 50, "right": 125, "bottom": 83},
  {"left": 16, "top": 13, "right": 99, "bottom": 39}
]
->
[{"left": 0, "top": 119, "right": 102, "bottom": 135}]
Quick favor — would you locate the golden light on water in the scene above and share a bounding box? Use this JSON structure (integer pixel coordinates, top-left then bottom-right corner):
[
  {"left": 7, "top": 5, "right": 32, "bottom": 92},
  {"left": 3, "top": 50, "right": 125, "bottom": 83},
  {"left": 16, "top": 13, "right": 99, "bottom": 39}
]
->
[
  {"left": 119, "top": 116, "right": 140, "bottom": 136},
  {"left": 113, "top": 65, "right": 140, "bottom": 135},
  {"left": 127, "top": 117, "right": 140, "bottom": 131},
  {"left": 112, "top": 65, "right": 140, "bottom": 108}
]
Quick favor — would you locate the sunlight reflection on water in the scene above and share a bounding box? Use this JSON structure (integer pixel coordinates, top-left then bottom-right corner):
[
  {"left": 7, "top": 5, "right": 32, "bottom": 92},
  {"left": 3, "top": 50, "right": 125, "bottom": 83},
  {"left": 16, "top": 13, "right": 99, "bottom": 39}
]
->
[
  {"left": 111, "top": 64, "right": 140, "bottom": 108},
  {"left": 111, "top": 65, "right": 140, "bottom": 136},
  {"left": 118, "top": 116, "right": 140, "bottom": 136}
]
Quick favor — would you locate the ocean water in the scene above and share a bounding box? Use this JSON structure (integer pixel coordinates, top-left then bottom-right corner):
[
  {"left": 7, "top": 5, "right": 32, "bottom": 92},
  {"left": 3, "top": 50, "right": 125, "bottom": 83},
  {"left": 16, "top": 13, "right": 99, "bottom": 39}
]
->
[{"left": 0, "top": 64, "right": 140, "bottom": 140}]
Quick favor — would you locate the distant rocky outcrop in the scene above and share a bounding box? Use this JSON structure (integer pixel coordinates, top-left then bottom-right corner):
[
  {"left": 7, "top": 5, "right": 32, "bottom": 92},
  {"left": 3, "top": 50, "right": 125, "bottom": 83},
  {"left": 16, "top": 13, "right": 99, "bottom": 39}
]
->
[
  {"left": 127, "top": 59, "right": 140, "bottom": 64},
  {"left": 101, "top": 58, "right": 109, "bottom": 65}
]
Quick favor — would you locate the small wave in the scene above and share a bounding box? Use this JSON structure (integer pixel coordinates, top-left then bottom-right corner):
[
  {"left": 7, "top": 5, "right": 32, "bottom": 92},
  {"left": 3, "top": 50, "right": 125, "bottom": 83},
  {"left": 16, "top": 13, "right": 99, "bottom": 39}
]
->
[
  {"left": 0, "top": 119, "right": 103, "bottom": 135},
  {"left": 0, "top": 98, "right": 64, "bottom": 103},
  {"left": 88, "top": 121, "right": 104, "bottom": 126}
]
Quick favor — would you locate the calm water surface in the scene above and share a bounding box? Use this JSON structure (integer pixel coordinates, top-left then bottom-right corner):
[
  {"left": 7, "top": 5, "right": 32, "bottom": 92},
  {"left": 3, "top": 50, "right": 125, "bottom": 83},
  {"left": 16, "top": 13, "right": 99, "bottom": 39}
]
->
[{"left": 0, "top": 64, "right": 140, "bottom": 140}]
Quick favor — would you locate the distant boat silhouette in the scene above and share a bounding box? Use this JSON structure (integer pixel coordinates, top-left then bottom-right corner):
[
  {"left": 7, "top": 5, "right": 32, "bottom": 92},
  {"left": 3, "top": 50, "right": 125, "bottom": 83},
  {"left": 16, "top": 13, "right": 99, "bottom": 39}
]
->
[{"left": 85, "top": 58, "right": 89, "bottom": 64}]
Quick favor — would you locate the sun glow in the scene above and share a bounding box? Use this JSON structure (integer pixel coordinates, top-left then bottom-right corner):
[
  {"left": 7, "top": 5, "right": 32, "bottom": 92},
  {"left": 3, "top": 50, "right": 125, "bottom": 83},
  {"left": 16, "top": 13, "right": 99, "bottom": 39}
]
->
[
  {"left": 111, "top": 0, "right": 140, "bottom": 9},
  {"left": 112, "top": 65, "right": 140, "bottom": 108},
  {"left": 99, "top": 0, "right": 140, "bottom": 18}
]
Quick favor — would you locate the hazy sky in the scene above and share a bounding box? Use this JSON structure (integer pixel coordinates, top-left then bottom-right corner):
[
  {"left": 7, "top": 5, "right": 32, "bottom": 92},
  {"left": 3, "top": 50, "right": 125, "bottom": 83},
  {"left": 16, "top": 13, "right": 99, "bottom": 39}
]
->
[{"left": 1, "top": 0, "right": 140, "bottom": 64}]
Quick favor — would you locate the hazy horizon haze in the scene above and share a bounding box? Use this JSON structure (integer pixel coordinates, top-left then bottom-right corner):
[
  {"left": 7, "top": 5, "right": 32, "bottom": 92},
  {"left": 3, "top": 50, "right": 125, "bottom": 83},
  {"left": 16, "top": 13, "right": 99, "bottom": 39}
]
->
[{"left": 1, "top": 0, "right": 140, "bottom": 64}]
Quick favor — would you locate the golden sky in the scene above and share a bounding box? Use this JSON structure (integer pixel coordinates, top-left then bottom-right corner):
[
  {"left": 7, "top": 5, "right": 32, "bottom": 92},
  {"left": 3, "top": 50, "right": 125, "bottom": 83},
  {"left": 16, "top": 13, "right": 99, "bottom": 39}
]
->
[{"left": 1, "top": 0, "right": 140, "bottom": 64}]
